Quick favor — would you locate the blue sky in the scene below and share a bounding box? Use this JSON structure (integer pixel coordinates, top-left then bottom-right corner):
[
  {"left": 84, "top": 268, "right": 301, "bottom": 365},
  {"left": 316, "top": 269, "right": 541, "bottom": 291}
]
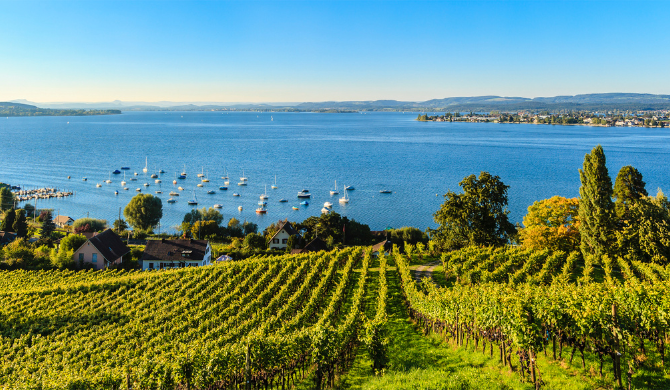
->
[{"left": 1, "top": 0, "right": 668, "bottom": 103}]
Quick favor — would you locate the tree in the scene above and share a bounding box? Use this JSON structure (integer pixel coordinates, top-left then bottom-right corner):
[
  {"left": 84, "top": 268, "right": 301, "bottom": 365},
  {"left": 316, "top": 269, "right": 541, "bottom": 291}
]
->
[
  {"left": 73, "top": 218, "right": 107, "bottom": 232},
  {"left": 285, "top": 234, "right": 299, "bottom": 253},
  {"left": 0, "top": 187, "right": 14, "bottom": 211},
  {"left": 242, "top": 221, "right": 258, "bottom": 235},
  {"left": 59, "top": 234, "right": 87, "bottom": 253},
  {"left": 613, "top": 165, "right": 647, "bottom": 220},
  {"left": 192, "top": 220, "right": 219, "bottom": 239},
  {"left": 40, "top": 211, "right": 56, "bottom": 239},
  {"left": 12, "top": 209, "right": 28, "bottom": 237},
  {"left": 124, "top": 194, "right": 163, "bottom": 232},
  {"left": 0, "top": 209, "right": 15, "bottom": 232},
  {"left": 578, "top": 145, "right": 615, "bottom": 261},
  {"left": 519, "top": 196, "right": 580, "bottom": 252},
  {"left": 243, "top": 232, "right": 266, "bottom": 250},
  {"left": 228, "top": 218, "right": 240, "bottom": 228},
  {"left": 113, "top": 218, "right": 129, "bottom": 234},
  {"left": 432, "top": 172, "right": 516, "bottom": 250}
]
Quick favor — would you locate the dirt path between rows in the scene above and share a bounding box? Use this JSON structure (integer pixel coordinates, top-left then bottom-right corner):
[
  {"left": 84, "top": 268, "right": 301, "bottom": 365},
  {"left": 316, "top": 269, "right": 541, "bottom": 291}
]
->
[{"left": 411, "top": 260, "right": 441, "bottom": 284}]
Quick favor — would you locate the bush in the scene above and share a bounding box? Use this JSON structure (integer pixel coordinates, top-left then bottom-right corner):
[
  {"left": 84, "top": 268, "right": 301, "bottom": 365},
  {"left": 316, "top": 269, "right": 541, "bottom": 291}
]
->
[{"left": 73, "top": 218, "right": 107, "bottom": 232}]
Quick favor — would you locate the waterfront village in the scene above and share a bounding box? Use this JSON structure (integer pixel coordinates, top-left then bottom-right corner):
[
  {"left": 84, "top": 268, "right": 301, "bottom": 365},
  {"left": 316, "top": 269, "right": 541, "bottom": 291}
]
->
[{"left": 417, "top": 109, "right": 670, "bottom": 127}]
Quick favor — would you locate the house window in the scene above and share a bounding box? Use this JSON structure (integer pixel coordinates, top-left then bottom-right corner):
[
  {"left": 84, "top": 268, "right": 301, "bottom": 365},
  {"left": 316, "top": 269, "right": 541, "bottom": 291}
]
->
[
  {"left": 92, "top": 253, "right": 97, "bottom": 263},
  {"left": 273, "top": 238, "right": 279, "bottom": 244},
  {"left": 191, "top": 263, "right": 197, "bottom": 267},
  {"left": 282, "top": 238, "right": 288, "bottom": 244},
  {"left": 78, "top": 253, "right": 84, "bottom": 262},
  {"left": 149, "top": 262, "right": 154, "bottom": 269}
]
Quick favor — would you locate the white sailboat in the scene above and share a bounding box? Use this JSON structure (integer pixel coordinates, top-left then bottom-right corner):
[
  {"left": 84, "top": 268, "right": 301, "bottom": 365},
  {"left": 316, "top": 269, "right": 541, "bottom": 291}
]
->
[
  {"left": 143, "top": 157, "right": 148, "bottom": 173},
  {"left": 271, "top": 175, "right": 278, "bottom": 189},
  {"left": 188, "top": 191, "right": 198, "bottom": 205},
  {"left": 260, "top": 185, "right": 268, "bottom": 200},
  {"left": 240, "top": 169, "right": 248, "bottom": 182},
  {"left": 330, "top": 180, "right": 339, "bottom": 195},
  {"left": 121, "top": 172, "right": 126, "bottom": 186},
  {"left": 197, "top": 167, "right": 205, "bottom": 178},
  {"left": 339, "top": 184, "right": 349, "bottom": 203}
]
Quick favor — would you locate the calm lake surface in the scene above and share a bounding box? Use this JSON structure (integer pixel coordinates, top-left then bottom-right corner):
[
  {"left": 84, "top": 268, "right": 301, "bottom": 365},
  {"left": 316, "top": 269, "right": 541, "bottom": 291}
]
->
[{"left": 1, "top": 111, "right": 669, "bottom": 233}]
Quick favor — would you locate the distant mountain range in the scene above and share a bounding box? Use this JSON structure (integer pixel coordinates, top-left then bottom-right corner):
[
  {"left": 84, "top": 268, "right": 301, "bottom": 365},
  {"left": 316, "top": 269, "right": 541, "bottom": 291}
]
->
[{"left": 9, "top": 93, "right": 670, "bottom": 112}]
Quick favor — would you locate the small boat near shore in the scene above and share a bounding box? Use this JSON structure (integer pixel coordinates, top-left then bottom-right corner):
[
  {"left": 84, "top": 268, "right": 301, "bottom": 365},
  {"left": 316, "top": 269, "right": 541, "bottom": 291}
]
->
[
  {"left": 167, "top": 198, "right": 176, "bottom": 203},
  {"left": 297, "top": 189, "right": 311, "bottom": 198},
  {"left": 379, "top": 190, "right": 392, "bottom": 194},
  {"left": 213, "top": 204, "right": 223, "bottom": 209},
  {"left": 292, "top": 206, "right": 299, "bottom": 210}
]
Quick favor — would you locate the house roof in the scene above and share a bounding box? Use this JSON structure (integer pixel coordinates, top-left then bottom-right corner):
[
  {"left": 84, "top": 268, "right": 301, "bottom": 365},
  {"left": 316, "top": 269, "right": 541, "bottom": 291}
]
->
[
  {"left": 269, "top": 219, "right": 300, "bottom": 242},
  {"left": 87, "top": 229, "right": 130, "bottom": 262},
  {"left": 372, "top": 239, "right": 393, "bottom": 253},
  {"left": 141, "top": 239, "right": 209, "bottom": 262},
  {"left": 0, "top": 231, "right": 17, "bottom": 245},
  {"left": 301, "top": 237, "right": 328, "bottom": 253},
  {"left": 54, "top": 215, "right": 74, "bottom": 224}
]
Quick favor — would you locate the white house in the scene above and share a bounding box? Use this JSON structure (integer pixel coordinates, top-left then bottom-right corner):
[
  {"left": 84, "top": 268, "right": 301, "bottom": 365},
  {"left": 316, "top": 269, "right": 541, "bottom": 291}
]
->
[
  {"left": 140, "top": 239, "right": 212, "bottom": 270},
  {"left": 268, "top": 220, "right": 301, "bottom": 250}
]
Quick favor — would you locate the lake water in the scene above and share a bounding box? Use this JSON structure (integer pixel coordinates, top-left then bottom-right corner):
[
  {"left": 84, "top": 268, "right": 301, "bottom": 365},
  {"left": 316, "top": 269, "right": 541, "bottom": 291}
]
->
[{"left": 1, "top": 111, "right": 669, "bottom": 233}]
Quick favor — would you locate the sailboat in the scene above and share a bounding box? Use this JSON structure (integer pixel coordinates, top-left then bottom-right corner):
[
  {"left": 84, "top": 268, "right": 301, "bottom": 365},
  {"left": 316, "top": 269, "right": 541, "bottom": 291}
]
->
[
  {"left": 330, "top": 180, "right": 339, "bottom": 195},
  {"left": 197, "top": 167, "right": 205, "bottom": 178},
  {"left": 221, "top": 167, "right": 229, "bottom": 180},
  {"left": 240, "top": 169, "right": 248, "bottom": 182},
  {"left": 121, "top": 172, "right": 126, "bottom": 186},
  {"left": 188, "top": 191, "right": 198, "bottom": 205},
  {"left": 143, "top": 157, "right": 148, "bottom": 173},
  {"left": 339, "top": 185, "right": 349, "bottom": 203},
  {"left": 271, "top": 175, "right": 278, "bottom": 189},
  {"left": 202, "top": 170, "right": 210, "bottom": 183},
  {"left": 260, "top": 185, "right": 268, "bottom": 200},
  {"left": 173, "top": 173, "right": 177, "bottom": 185},
  {"left": 181, "top": 164, "right": 187, "bottom": 177},
  {"left": 105, "top": 172, "right": 112, "bottom": 184}
]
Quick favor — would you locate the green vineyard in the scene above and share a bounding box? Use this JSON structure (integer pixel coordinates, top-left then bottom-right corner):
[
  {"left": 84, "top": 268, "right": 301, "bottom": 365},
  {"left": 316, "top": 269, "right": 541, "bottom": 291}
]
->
[
  {"left": 1, "top": 244, "right": 669, "bottom": 389},
  {"left": 398, "top": 245, "right": 670, "bottom": 389},
  {"left": 0, "top": 248, "right": 372, "bottom": 389}
]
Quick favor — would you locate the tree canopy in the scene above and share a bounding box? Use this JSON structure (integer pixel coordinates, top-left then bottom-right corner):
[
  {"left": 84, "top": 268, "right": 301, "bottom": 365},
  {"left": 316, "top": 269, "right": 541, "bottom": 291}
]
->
[
  {"left": 40, "top": 211, "right": 56, "bottom": 239},
  {"left": 59, "top": 234, "right": 88, "bottom": 253},
  {"left": 123, "top": 194, "right": 163, "bottom": 232},
  {"left": 0, "top": 188, "right": 14, "bottom": 211},
  {"left": 0, "top": 209, "right": 15, "bottom": 232},
  {"left": 578, "top": 145, "right": 614, "bottom": 261},
  {"left": 519, "top": 196, "right": 580, "bottom": 252},
  {"left": 613, "top": 165, "right": 648, "bottom": 220},
  {"left": 12, "top": 210, "right": 27, "bottom": 237},
  {"left": 432, "top": 171, "right": 516, "bottom": 250}
]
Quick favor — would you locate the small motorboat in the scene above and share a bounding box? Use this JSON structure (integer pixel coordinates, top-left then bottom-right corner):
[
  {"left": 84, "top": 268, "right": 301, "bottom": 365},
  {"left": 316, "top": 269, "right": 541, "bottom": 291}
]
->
[
  {"left": 178, "top": 186, "right": 184, "bottom": 191},
  {"left": 143, "top": 183, "right": 150, "bottom": 187},
  {"left": 155, "top": 179, "right": 161, "bottom": 183},
  {"left": 136, "top": 188, "right": 141, "bottom": 192},
  {"left": 169, "top": 191, "right": 179, "bottom": 196},
  {"left": 123, "top": 187, "right": 129, "bottom": 191},
  {"left": 219, "top": 186, "right": 228, "bottom": 190},
  {"left": 114, "top": 191, "right": 119, "bottom": 195},
  {"left": 233, "top": 193, "right": 240, "bottom": 197},
  {"left": 238, "top": 206, "right": 243, "bottom": 211},
  {"left": 255, "top": 207, "right": 267, "bottom": 214},
  {"left": 105, "top": 179, "right": 112, "bottom": 184},
  {"left": 167, "top": 198, "right": 176, "bottom": 203},
  {"left": 121, "top": 167, "right": 130, "bottom": 170},
  {"left": 150, "top": 173, "right": 158, "bottom": 178},
  {"left": 155, "top": 190, "right": 162, "bottom": 194},
  {"left": 292, "top": 206, "right": 299, "bottom": 210},
  {"left": 178, "top": 174, "right": 186, "bottom": 180},
  {"left": 323, "top": 202, "right": 333, "bottom": 208},
  {"left": 82, "top": 177, "right": 87, "bottom": 181},
  {"left": 197, "top": 183, "right": 203, "bottom": 187},
  {"left": 224, "top": 180, "right": 230, "bottom": 185},
  {"left": 213, "top": 204, "right": 223, "bottom": 208},
  {"left": 96, "top": 183, "right": 102, "bottom": 188},
  {"left": 159, "top": 169, "right": 165, "bottom": 174},
  {"left": 279, "top": 199, "right": 287, "bottom": 203},
  {"left": 345, "top": 186, "right": 355, "bottom": 190},
  {"left": 207, "top": 190, "right": 216, "bottom": 194},
  {"left": 321, "top": 207, "right": 331, "bottom": 214},
  {"left": 134, "top": 172, "right": 139, "bottom": 176},
  {"left": 379, "top": 190, "right": 392, "bottom": 194},
  {"left": 300, "top": 200, "right": 309, "bottom": 205},
  {"left": 238, "top": 182, "right": 247, "bottom": 186},
  {"left": 130, "top": 177, "right": 138, "bottom": 181},
  {"left": 112, "top": 170, "right": 121, "bottom": 174},
  {"left": 297, "top": 190, "right": 311, "bottom": 198}
]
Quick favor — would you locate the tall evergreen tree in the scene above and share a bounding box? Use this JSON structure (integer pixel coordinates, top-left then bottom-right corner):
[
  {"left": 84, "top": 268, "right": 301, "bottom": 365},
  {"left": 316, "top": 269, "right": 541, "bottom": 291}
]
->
[
  {"left": 0, "top": 187, "right": 14, "bottom": 211},
  {"left": 40, "top": 211, "right": 56, "bottom": 239},
  {"left": 578, "top": 145, "right": 614, "bottom": 261},
  {"left": 613, "top": 165, "right": 647, "bottom": 220},
  {"left": 0, "top": 209, "right": 15, "bottom": 232},
  {"left": 13, "top": 209, "right": 28, "bottom": 237}
]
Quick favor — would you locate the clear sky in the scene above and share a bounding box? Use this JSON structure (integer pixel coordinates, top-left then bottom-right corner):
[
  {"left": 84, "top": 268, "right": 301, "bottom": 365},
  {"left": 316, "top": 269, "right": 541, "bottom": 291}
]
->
[{"left": 1, "top": 0, "right": 669, "bottom": 103}]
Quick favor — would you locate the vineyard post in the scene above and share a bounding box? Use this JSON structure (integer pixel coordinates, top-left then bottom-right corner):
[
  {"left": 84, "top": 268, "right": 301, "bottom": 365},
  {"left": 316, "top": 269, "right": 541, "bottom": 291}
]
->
[
  {"left": 245, "top": 342, "right": 251, "bottom": 390},
  {"left": 612, "top": 304, "right": 622, "bottom": 388}
]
